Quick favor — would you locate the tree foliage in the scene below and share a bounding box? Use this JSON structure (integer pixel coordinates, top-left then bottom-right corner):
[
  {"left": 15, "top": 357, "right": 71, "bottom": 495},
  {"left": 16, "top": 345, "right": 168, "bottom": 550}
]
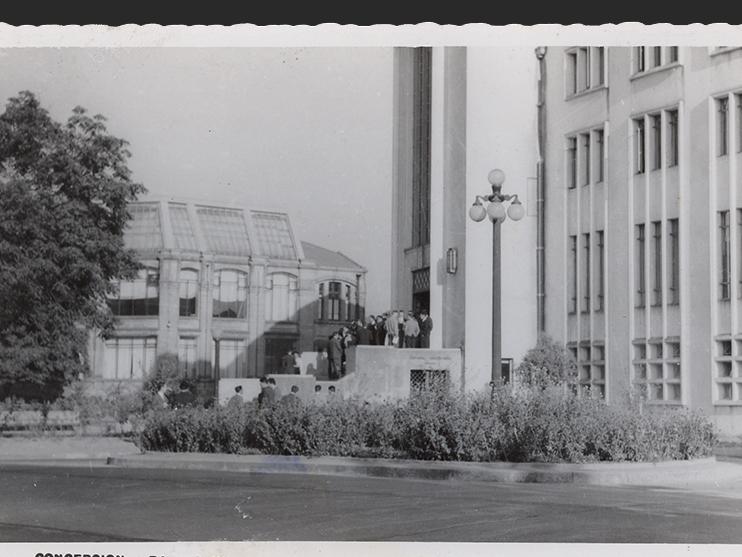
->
[
  {"left": 0, "top": 91, "right": 145, "bottom": 400},
  {"left": 515, "top": 334, "right": 578, "bottom": 388}
]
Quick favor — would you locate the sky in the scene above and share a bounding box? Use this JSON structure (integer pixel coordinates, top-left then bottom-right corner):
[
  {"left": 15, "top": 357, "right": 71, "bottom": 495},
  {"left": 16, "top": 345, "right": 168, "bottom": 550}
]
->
[{"left": 0, "top": 47, "right": 394, "bottom": 312}]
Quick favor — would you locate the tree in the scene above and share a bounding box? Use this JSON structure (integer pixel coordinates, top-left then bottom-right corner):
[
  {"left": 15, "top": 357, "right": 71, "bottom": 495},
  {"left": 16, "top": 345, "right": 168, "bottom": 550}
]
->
[
  {"left": 0, "top": 91, "right": 145, "bottom": 401},
  {"left": 515, "top": 334, "right": 578, "bottom": 388}
]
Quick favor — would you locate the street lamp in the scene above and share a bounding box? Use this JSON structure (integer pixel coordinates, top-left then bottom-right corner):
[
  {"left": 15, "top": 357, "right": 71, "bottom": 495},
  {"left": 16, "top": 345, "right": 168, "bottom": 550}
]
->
[{"left": 469, "top": 169, "right": 524, "bottom": 384}]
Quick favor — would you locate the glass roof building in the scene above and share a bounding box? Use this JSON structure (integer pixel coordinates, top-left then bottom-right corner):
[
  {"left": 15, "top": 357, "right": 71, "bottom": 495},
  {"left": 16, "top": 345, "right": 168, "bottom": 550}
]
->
[{"left": 88, "top": 200, "right": 366, "bottom": 393}]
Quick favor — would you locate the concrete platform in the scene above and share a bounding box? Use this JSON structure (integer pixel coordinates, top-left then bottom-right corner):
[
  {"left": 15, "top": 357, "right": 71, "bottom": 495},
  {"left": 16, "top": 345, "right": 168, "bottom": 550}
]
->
[{"left": 108, "top": 451, "right": 742, "bottom": 487}]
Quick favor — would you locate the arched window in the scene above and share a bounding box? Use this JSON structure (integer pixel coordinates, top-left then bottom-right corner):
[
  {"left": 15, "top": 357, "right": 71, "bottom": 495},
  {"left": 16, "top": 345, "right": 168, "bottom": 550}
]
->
[
  {"left": 212, "top": 269, "right": 248, "bottom": 319},
  {"left": 108, "top": 267, "right": 159, "bottom": 316},
  {"left": 179, "top": 268, "right": 199, "bottom": 317},
  {"left": 265, "top": 273, "right": 298, "bottom": 322},
  {"left": 317, "top": 280, "right": 354, "bottom": 322}
]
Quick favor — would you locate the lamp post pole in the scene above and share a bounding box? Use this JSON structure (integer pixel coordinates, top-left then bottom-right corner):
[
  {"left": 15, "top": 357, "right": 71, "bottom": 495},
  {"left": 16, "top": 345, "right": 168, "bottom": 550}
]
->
[
  {"left": 469, "top": 169, "right": 524, "bottom": 385},
  {"left": 492, "top": 216, "right": 501, "bottom": 383}
]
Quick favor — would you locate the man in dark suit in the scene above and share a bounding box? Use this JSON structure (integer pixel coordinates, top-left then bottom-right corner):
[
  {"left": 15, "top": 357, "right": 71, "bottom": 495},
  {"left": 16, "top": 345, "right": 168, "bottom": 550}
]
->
[
  {"left": 328, "top": 332, "right": 343, "bottom": 380},
  {"left": 418, "top": 309, "right": 433, "bottom": 348}
]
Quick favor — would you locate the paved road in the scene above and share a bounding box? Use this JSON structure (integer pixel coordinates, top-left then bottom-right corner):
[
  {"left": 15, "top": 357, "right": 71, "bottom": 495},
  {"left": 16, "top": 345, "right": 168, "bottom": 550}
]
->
[{"left": 2, "top": 462, "right": 742, "bottom": 543}]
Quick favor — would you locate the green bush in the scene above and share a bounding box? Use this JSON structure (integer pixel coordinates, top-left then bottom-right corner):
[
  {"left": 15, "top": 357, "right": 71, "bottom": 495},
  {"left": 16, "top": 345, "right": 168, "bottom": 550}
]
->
[{"left": 138, "top": 386, "right": 717, "bottom": 463}]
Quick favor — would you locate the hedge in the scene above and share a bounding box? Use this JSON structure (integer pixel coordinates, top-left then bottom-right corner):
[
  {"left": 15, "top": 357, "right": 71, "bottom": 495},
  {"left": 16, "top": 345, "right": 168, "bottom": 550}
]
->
[{"left": 139, "top": 385, "right": 717, "bottom": 463}]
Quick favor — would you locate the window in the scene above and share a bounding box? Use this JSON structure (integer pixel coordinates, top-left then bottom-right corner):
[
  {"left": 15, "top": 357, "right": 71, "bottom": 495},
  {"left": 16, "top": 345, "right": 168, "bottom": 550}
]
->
[
  {"left": 579, "top": 47, "right": 590, "bottom": 91},
  {"left": 575, "top": 341, "right": 605, "bottom": 399},
  {"left": 718, "top": 97, "right": 729, "bottom": 157},
  {"left": 317, "top": 281, "right": 354, "bottom": 322},
  {"left": 668, "top": 219, "right": 680, "bottom": 305},
  {"left": 633, "top": 338, "right": 682, "bottom": 403},
  {"left": 581, "top": 133, "right": 591, "bottom": 185},
  {"left": 651, "top": 47, "right": 662, "bottom": 68},
  {"left": 567, "top": 51, "right": 578, "bottom": 96},
  {"left": 596, "top": 47, "right": 605, "bottom": 85},
  {"left": 581, "top": 233, "right": 590, "bottom": 313},
  {"left": 651, "top": 114, "right": 662, "bottom": 170},
  {"left": 108, "top": 268, "right": 159, "bottom": 316},
  {"left": 410, "top": 369, "right": 450, "bottom": 395},
  {"left": 667, "top": 109, "right": 679, "bottom": 167},
  {"left": 252, "top": 212, "right": 297, "bottom": 260},
  {"left": 178, "top": 337, "right": 199, "bottom": 378},
  {"left": 596, "top": 231, "right": 605, "bottom": 311},
  {"left": 569, "top": 235, "right": 577, "bottom": 314},
  {"left": 213, "top": 269, "right": 248, "bottom": 319},
  {"left": 714, "top": 339, "right": 740, "bottom": 403},
  {"left": 652, "top": 221, "right": 662, "bottom": 306},
  {"left": 636, "top": 224, "right": 646, "bottom": 307},
  {"left": 101, "top": 337, "right": 157, "bottom": 380},
  {"left": 594, "top": 128, "right": 605, "bottom": 182},
  {"left": 411, "top": 47, "right": 432, "bottom": 248},
  {"left": 265, "top": 273, "right": 298, "bottom": 322},
  {"left": 668, "top": 47, "right": 679, "bottom": 63},
  {"left": 635, "top": 47, "right": 646, "bottom": 73},
  {"left": 196, "top": 207, "right": 251, "bottom": 256},
  {"left": 215, "top": 339, "right": 247, "bottom": 378},
  {"left": 719, "top": 211, "right": 731, "bottom": 300},
  {"left": 634, "top": 118, "right": 646, "bottom": 174},
  {"left": 567, "top": 136, "right": 577, "bottom": 189},
  {"left": 179, "top": 268, "right": 198, "bottom": 317},
  {"left": 737, "top": 94, "right": 742, "bottom": 153}
]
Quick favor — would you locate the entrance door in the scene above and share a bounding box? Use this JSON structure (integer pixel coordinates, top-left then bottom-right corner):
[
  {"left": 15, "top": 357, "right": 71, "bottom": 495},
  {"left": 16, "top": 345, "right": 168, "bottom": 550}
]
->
[
  {"left": 264, "top": 336, "right": 298, "bottom": 375},
  {"left": 411, "top": 267, "right": 430, "bottom": 313}
]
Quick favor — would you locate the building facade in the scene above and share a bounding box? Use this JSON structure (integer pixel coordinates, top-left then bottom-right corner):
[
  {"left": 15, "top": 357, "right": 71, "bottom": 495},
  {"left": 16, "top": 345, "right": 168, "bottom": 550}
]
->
[
  {"left": 87, "top": 199, "right": 366, "bottom": 393},
  {"left": 542, "top": 46, "right": 742, "bottom": 433},
  {"left": 391, "top": 47, "right": 539, "bottom": 391}
]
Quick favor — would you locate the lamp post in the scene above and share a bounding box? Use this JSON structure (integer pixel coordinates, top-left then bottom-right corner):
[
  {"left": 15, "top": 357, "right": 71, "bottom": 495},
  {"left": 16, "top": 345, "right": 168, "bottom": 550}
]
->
[{"left": 469, "top": 169, "right": 525, "bottom": 384}]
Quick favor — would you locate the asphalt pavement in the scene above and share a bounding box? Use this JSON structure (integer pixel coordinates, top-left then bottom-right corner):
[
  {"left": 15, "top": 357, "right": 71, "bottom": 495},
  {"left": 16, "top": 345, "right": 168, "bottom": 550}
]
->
[{"left": 2, "top": 462, "right": 742, "bottom": 543}]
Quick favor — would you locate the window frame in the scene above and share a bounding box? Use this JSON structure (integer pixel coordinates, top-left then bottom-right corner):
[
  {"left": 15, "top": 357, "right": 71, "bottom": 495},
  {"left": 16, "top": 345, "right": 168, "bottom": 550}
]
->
[{"left": 212, "top": 268, "right": 249, "bottom": 319}]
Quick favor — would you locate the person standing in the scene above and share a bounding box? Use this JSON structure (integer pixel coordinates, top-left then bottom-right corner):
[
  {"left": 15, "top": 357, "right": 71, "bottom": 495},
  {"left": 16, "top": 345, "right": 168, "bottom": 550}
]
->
[
  {"left": 404, "top": 311, "right": 420, "bottom": 348},
  {"left": 419, "top": 309, "right": 433, "bottom": 348},
  {"left": 375, "top": 315, "right": 387, "bottom": 346},
  {"left": 397, "top": 310, "right": 406, "bottom": 347},
  {"left": 329, "top": 332, "right": 343, "bottom": 380},
  {"left": 386, "top": 311, "right": 398, "bottom": 347},
  {"left": 356, "top": 319, "right": 372, "bottom": 345},
  {"left": 291, "top": 350, "right": 301, "bottom": 375}
]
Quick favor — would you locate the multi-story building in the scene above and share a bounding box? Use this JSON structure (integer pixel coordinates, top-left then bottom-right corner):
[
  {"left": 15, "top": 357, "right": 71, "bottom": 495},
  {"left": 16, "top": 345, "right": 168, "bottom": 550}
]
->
[
  {"left": 391, "top": 47, "right": 539, "bottom": 391},
  {"left": 86, "top": 199, "right": 366, "bottom": 395},
  {"left": 542, "top": 46, "right": 742, "bottom": 433}
]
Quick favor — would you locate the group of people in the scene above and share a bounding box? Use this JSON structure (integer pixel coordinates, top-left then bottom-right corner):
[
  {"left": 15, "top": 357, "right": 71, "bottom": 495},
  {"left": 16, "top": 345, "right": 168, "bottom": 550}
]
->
[{"left": 324, "top": 309, "right": 433, "bottom": 380}]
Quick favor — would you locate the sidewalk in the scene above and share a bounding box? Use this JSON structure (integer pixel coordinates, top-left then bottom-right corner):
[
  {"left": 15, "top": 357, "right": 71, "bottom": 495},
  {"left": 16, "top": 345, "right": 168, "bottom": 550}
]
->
[
  {"left": 0, "top": 436, "right": 141, "bottom": 461},
  {"left": 109, "top": 451, "right": 742, "bottom": 487}
]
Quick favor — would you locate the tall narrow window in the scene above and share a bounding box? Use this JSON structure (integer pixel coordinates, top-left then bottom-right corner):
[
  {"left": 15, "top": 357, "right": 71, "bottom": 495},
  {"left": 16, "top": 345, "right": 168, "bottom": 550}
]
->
[
  {"left": 594, "top": 128, "right": 605, "bottom": 182},
  {"left": 212, "top": 270, "right": 248, "bottom": 319},
  {"left": 567, "top": 51, "right": 577, "bottom": 96},
  {"left": 581, "top": 133, "right": 591, "bottom": 185},
  {"left": 178, "top": 268, "right": 198, "bottom": 317},
  {"left": 317, "top": 283, "right": 325, "bottom": 320},
  {"left": 567, "top": 137, "right": 577, "bottom": 189},
  {"left": 328, "top": 281, "right": 342, "bottom": 321},
  {"left": 582, "top": 233, "right": 591, "bottom": 313},
  {"left": 569, "top": 235, "right": 577, "bottom": 314},
  {"left": 636, "top": 47, "right": 646, "bottom": 73},
  {"left": 636, "top": 224, "right": 646, "bottom": 307},
  {"left": 579, "top": 47, "right": 590, "bottom": 91},
  {"left": 651, "top": 46, "right": 662, "bottom": 68},
  {"left": 411, "top": 47, "right": 432, "bottom": 248},
  {"left": 667, "top": 109, "right": 679, "bottom": 167},
  {"left": 651, "top": 114, "right": 662, "bottom": 170},
  {"left": 718, "top": 97, "right": 729, "bottom": 157},
  {"left": 178, "top": 337, "right": 198, "bottom": 378},
  {"left": 596, "top": 47, "right": 605, "bottom": 85},
  {"left": 719, "top": 210, "right": 731, "bottom": 300},
  {"left": 596, "top": 231, "right": 605, "bottom": 311},
  {"left": 265, "top": 273, "right": 299, "bottom": 322},
  {"left": 652, "top": 221, "right": 663, "bottom": 306},
  {"left": 634, "top": 118, "right": 646, "bottom": 174},
  {"left": 736, "top": 94, "right": 742, "bottom": 153},
  {"left": 668, "top": 46, "right": 679, "bottom": 63},
  {"left": 668, "top": 219, "right": 680, "bottom": 305}
]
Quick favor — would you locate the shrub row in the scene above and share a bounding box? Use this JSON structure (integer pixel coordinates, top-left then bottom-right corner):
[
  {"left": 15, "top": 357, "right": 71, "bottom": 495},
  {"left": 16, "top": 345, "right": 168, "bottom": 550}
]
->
[{"left": 139, "top": 386, "right": 717, "bottom": 463}]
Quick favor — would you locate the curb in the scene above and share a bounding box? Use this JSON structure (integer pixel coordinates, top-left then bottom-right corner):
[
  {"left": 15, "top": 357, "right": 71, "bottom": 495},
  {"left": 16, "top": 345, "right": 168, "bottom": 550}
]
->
[{"left": 107, "top": 452, "right": 742, "bottom": 486}]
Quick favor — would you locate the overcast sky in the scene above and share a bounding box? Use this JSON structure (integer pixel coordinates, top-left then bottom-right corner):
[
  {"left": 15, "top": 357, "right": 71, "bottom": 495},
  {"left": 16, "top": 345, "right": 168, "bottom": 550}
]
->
[{"left": 0, "top": 47, "right": 394, "bottom": 311}]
